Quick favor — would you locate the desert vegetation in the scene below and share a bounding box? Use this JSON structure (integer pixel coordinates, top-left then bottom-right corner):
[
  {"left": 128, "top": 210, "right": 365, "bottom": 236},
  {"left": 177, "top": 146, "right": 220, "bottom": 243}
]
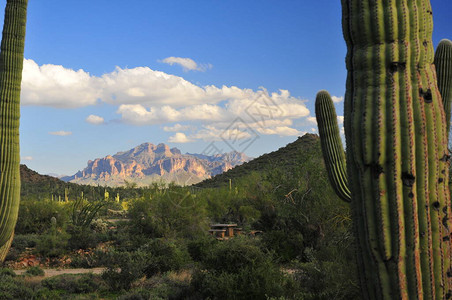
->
[{"left": 0, "top": 135, "right": 361, "bottom": 299}]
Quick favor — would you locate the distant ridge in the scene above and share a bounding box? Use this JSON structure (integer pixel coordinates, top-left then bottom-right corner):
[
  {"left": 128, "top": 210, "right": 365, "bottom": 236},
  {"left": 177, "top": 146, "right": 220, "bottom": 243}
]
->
[
  {"left": 61, "top": 142, "right": 251, "bottom": 187},
  {"left": 195, "top": 133, "right": 321, "bottom": 188}
]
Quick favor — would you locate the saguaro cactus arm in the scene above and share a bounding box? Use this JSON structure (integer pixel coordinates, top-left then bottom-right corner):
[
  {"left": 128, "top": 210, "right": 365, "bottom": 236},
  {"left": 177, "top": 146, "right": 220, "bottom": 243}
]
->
[
  {"left": 0, "top": 0, "right": 28, "bottom": 262},
  {"left": 435, "top": 39, "right": 452, "bottom": 136},
  {"left": 315, "top": 90, "right": 351, "bottom": 202}
]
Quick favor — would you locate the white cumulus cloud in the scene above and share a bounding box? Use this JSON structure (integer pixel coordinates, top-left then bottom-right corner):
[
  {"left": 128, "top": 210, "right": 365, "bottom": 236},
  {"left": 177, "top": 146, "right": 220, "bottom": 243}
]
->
[
  {"left": 21, "top": 59, "right": 101, "bottom": 108},
  {"left": 256, "top": 126, "right": 304, "bottom": 136},
  {"left": 332, "top": 96, "right": 344, "bottom": 103},
  {"left": 21, "top": 156, "right": 33, "bottom": 161},
  {"left": 160, "top": 57, "right": 212, "bottom": 72},
  {"left": 163, "top": 124, "right": 194, "bottom": 132},
  {"left": 168, "top": 132, "right": 193, "bottom": 143},
  {"left": 49, "top": 131, "right": 72, "bottom": 136},
  {"left": 86, "top": 114, "right": 104, "bottom": 125}
]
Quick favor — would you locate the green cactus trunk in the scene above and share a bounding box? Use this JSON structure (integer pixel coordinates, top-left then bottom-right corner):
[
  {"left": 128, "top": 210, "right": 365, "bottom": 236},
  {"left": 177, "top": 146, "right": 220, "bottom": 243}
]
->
[
  {"left": 341, "top": 0, "right": 451, "bottom": 299},
  {"left": 0, "top": 0, "right": 28, "bottom": 262}
]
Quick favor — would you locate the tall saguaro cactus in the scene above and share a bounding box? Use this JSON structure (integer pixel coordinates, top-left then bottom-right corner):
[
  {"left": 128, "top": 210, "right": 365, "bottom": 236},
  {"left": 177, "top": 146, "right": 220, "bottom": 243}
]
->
[
  {"left": 316, "top": 1, "right": 452, "bottom": 299},
  {"left": 0, "top": 0, "right": 28, "bottom": 262}
]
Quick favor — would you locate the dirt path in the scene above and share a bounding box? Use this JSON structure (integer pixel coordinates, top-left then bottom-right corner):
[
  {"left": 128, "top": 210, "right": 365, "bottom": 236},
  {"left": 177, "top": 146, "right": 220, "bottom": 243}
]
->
[{"left": 14, "top": 267, "right": 106, "bottom": 278}]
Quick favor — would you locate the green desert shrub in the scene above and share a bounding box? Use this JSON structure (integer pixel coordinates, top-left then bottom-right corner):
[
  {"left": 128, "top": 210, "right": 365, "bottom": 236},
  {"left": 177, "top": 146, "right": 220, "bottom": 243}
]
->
[
  {"left": 0, "top": 268, "right": 34, "bottom": 300},
  {"left": 190, "top": 237, "right": 297, "bottom": 299},
  {"left": 66, "top": 224, "right": 108, "bottom": 250},
  {"left": 116, "top": 289, "right": 153, "bottom": 300},
  {"left": 140, "top": 238, "right": 191, "bottom": 278},
  {"left": 261, "top": 230, "right": 304, "bottom": 262},
  {"left": 101, "top": 250, "right": 148, "bottom": 291},
  {"left": 35, "top": 227, "right": 69, "bottom": 258},
  {"left": 32, "top": 289, "right": 65, "bottom": 300},
  {"left": 118, "top": 273, "right": 191, "bottom": 300},
  {"left": 11, "top": 234, "right": 39, "bottom": 251},
  {"left": 90, "top": 218, "right": 109, "bottom": 233},
  {"left": 7, "top": 234, "right": 39, "bottom": 262},
  {"left": 128, "top": 186, "right": 209, "bottom": 239},
  {"left": 293, "top": 259, "right": 360, "bottom": 300},
  {"left": 69, "top": 248, "right": 111, "bottom": 268},
  {"left": 40, "top": 273, "right": 101, "bottom": 294},
  {"left": 24, "top": 266, "right": 45, "bottom": 277},
  {"left": 15, "top": 200, "right": 69, "bottom": 235},
  {"left": 186, "top": 234, "right": 217, "bottom": 262},
  {"left": 0, "top": 267, "right": 16, "bottom": 278}
]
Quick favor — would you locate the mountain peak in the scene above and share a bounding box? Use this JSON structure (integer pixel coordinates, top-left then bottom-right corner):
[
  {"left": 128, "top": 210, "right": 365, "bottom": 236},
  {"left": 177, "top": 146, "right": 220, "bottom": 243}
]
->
[{"left": 62, "top": 142, "right": 250, "bottom": 187}]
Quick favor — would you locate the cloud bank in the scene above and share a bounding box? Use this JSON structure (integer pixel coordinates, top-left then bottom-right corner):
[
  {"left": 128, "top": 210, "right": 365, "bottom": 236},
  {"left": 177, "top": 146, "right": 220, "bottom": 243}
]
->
[{"left": 21, "top": 59, "right": 314, "bottom": 142}]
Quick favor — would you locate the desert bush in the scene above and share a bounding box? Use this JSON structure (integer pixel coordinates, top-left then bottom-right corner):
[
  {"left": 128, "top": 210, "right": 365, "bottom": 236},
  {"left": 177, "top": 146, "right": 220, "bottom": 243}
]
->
[
  {"left": 69, "top": 248, "right": 111, "bottom": 268},
  {"left": 190, "top": 237, "right": 297, "bottom": 299},
  {"left": 6, "top": 234, "right": 40, "bottom": 261},
  {"left": 128, "top": 186, "right": 209, "bottom": 239},
  {"left": 15, "top": 200, "right": 69, "bottom": 235},
  {"left": 0, "top": 268, "right": 34, "bottom": 300},
  {"left": 292, "top": 259, "right": 360, "bottom": 300},
  {"left": 0, "top": 267, "right": 16, "bottom": 278},
  {"left": 90, "top": 218, "right": 109, "bottom": 233},
  {"left": 139, "top": 238, "right": 191, "bottom": 278},
  {"left": 66, "top": 224, "right": 108, "bottom": 250},
  {"left": 11, "top": 234, "right": 39, "bottom": 251},
  {"left": 108, "top": 224, "right": 153, "bottom": 252},
  {"left": 32, "top": 288, "right": 65, "bottom": 299},
  {"left": 186, "top": 234, "right": 217, "bottom": 262},
  {"left": 127, "top": 197, "right": 165, "bottom": 238},
  {"left": 261, "top": 230, "right": 304, "bottom": 262},
  {"left": 35, "top": 227, "right": 69, "bottom": 258},
  {"left": 40, "top": 273, "right": 101, "bottom": 294},
  {"left": 116, "top": 289, "right": 153, "bottom": 300},
  {"left": 101, "top": 250, "right": 148, "bottom": 291},
  {"left": 118, "top": 273, "right": 191, "bottom": 300},
  {"left": 24, "top": 266, "right": 45, "bottom": 277},
  {"left": 200, "top": 236, "right": 268, "bottom": 272}
]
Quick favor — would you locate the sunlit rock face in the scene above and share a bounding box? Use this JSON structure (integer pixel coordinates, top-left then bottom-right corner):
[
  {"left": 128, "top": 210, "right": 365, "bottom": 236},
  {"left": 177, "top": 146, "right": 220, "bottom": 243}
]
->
[{"left": 63, "top": 142, "right": 251, "bottom": 187}]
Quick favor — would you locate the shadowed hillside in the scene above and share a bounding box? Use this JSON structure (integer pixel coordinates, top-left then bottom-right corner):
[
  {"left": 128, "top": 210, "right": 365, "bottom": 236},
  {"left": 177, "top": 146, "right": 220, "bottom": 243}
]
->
[
  {"left": 19, "top": 164, "right": 142, "bottom": 201},
  {"left": 195, "top": 133, "right": 321, "bottom": 188}
]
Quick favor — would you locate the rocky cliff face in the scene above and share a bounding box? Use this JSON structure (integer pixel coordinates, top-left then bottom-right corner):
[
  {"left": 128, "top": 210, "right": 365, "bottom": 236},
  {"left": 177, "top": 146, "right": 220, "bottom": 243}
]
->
[{"left": 62, "top": 143, "right": 251, "bottom": 186}]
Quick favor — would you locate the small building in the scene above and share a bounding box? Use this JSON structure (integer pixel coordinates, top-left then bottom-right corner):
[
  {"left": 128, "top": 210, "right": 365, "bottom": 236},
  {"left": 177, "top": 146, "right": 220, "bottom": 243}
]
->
[{"left": 209, "top": 223, "right": 242, "bottom": 240}]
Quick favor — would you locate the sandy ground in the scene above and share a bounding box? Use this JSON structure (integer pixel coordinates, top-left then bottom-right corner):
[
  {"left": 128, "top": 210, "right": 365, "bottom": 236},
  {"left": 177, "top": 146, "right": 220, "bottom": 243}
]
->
[{"left": 14, "top": 267, "right": 106, "bottom": 278}]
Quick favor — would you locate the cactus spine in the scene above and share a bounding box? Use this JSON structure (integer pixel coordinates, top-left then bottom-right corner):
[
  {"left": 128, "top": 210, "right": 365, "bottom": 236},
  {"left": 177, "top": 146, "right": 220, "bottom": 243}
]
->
[
  {"left": 0, "top": 0, "right": 28, "bottom": 262},
  {"left": 316, "top": 1, "right": 452, "bottom": 298}
]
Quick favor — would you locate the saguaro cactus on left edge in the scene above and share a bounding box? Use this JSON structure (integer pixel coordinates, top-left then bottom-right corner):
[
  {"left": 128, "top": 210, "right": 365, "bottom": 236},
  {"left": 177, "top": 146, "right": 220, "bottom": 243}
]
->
[{"left": 0, "top": 0, "right": 28, "bottom": 262}]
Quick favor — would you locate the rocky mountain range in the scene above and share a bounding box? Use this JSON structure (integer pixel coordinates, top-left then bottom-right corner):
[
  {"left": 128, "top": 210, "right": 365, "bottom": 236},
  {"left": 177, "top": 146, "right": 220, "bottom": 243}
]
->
[{"left": 61, "top": 142, "right": 251, "bottom": 187}]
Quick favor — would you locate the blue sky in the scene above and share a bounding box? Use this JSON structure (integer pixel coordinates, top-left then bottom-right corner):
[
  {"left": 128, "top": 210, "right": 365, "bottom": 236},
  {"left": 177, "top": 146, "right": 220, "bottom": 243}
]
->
[{"left": 0, "top": 0, "right": 450, "bottom": 175}]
